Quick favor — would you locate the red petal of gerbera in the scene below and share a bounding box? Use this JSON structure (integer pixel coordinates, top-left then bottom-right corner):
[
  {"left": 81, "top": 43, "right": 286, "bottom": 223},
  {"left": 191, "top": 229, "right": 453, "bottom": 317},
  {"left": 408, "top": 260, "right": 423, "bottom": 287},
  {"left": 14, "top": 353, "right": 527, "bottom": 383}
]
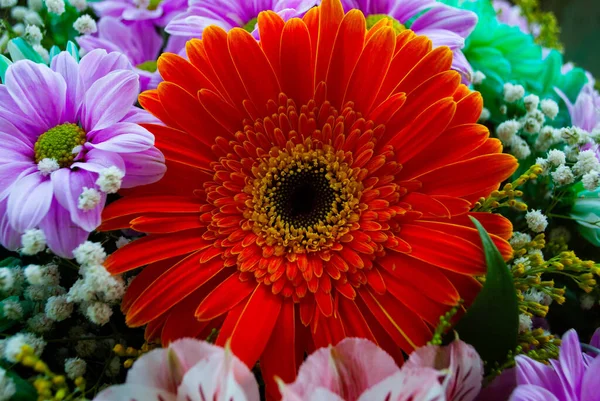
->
[
  {"left": 144, "top": 123, "right": 213, "bottom": 171},
  {"left": 126, "top": 252, "right": 227, "bottom": 327},
  {"left": 258, "top": 11, "right": 285, "bottom": 78},
  {"left": 313, "top": 0, "right": 344, "bottom": 85},
  {"left": 382, "top": 269, "right": 451, "bottom": 326},
  {"left": 280, "top": 18, "right": 314, "bottom": 106},
  {"left": 104, "top": 229, "right": 208, "bottom": 274},
  {"left": 338, "top": 296, "right": 376, "bottom": 342},
  {"left": 394, "top": 46, "right": 453, "bottom": 95},
  {"left": 344, "top": 26, "right": 396, "bottom": 114},
  {"left": 157, "top": 53, "right": 218, "bottom": 97},
  {"left": 358, "top": 288, "right": 431, "bottom": 353},
  {"left": 138, "top": 89, "right": 181, "bottom": 129},
  {"left": 121, "top": 256, "right": 183, "bottom": 313},
  {"left": 130, "top": 214, "right": 203, "bottom": 234},
  {"left": 451, "top": 91, "right": 483, "bottom": 126},
  {"left": 400, "top": 223, "right": 487, "bottom": 275},
  {"left": 378, "top": 252, "right": 460, "bottom": 305},
  {"left": 228, "top": 28, "right": 281, "bottom": 115},
  {"left": 144, "top": 313, "right": 168, "bottom": 343},
  {"left": 260, "top": 299, "right": 297, "bottom": 401},
  {"left": 418, "top": 153, "right": 518, "bottom": 198},
  {"left": 415, "top": 220, "right": 513, "bottom": 260},
  {"left": 326, "top": 9, "right": 366, "bottom": 108},
  {"left": 195, "top": 273, "right": 256, "bottom": 321},
  {"left": 399, "top": 123, "right": 489, "bottom": 180},
  {"left": 161, "top": 287, "right": 213, "bottom": 344},
  {"left": 228, "top": 285, "right": 283, "bottom": 368}
]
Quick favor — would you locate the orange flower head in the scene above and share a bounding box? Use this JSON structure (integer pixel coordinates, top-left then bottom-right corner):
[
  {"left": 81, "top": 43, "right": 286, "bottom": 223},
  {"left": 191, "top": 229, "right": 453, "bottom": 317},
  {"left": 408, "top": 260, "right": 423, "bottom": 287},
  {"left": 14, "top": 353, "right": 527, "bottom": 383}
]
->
[{"left": 100, "top": 0, "right": 518, "bottom": 397}]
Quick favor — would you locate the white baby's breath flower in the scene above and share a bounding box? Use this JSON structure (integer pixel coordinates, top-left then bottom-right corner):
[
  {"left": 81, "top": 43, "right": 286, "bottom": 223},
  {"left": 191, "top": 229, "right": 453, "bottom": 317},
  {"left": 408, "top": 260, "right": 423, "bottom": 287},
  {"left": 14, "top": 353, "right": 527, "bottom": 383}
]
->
[
  {"left": 496, "top": 120, "right": 521, "bottom": 144},
  {"left": 2, "top": 300, "right": 23, "bottom": 320},
  {"left": 551, "top": 164, "right": 575, "bottom": 186},
  {"left": 4, "top": 333, "right": 45, "bottom": 362},
  {"left": 73, "top": 14, "right": 97, "bottom": 34},
  {"left": 503, "top": 83, "right": 525, "bottom": 103},
  {"left": 472, "top": 71, "right": 486, "bottom": 85},
  {"left": 73, "top": 241, "right": 106, "bottom": 266},
  {"left": 37, "top": 158, "right": 59, "bottom": 176},
  {"left": 78, "top": 187, "right": 102, "bottom": 211},
  {"left": 85, "top": 302, "right": 112, "bottom": 325},
  {"left": 21, "top": 229, "right": 46, "bottom": 255},
  {"left": 64, "top": 358, "right": 86, "bottom": 379},
  {"left": 540, "top": 99, "right": 559, "bottom": 119},
  {"left": 525, "top": 209, "right": 548, "bottom": 233},
  {"left": 509, "top": 232, "right": 532, "bottom": 249},
  {"left": 546, "top": 149, "right": 566, "bottom": 167},
  {"left": 68, "top": 0, "right": 86, "bottom": 10},
  {"left": 518, "top": 314, "right": 533, "bottom": 333},
  {"left": 523, "top": 94, "right": 539, "bottom": 112},
  {"left": 0, "top": 367, "right": 16, "bottom": 401},
  {"left": 96, "top": 166, "right": 124, "bottom": 194},
  {"left": 45, "top": 295, "right": 73, "bottom": 321},
  {"left": 582, "top": 172, "right": 600, "bottom": 191},
  {"left": 44, "top": 0, "right": 64, "bottom": 14}
]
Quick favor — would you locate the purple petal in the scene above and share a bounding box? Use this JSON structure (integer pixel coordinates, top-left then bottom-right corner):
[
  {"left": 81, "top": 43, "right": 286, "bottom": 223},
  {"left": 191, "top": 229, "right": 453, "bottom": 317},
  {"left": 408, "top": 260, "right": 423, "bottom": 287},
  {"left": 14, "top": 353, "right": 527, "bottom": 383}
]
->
[
  {"left": 581, "top": 356, "right": 600, "bottom": 401},
  {"left": 77, "top": 36, "right": 124, "bottom": 61},
  {"left": 413, "top": 28, "right": 464, "bottom": 50},
  {"left": 121, "top": 106, "right": 161, "bottom": 125},
  {"left": 0, "top": 87, "right": 42, "bottom": 139},
  {"left": 121, "top": 147, "right": 166, "bottom": 188},
  {"left": 166, "top": 7, "right": 230, "bottom": 37},
  {"left": 78, "top": 49, "right": 132, "bottom": 93},
  {"left": 514, "top": 355, "right": 567, "bottom": 399},
  {"left": 474, "top": 367, "right": 517, "bottom": 401},
  {"left": 87, "top": 122, "right": 155, "bottom": 153},
  {"left": 5, "top": 60, "right": 67, "bottom": 131},
  {"left": 411, "top": 4, "right": 478, "bottom": 38},
  {"left": 0, "top": 199, "right": 21, "bottom": 251},
  {"left": 0, "top": 162, "right": 35, "bottom": 202},
  {"left": 50, "top": 52, "right": 81, "bottom": 122},
  {"left": 51, "top": 168, "right": 105, "bottom": 232},
  {"left": 553, "top": 329, "right": 584, "bottom": 398},
  {"left": 91, "top": 0, "right": 129, "bottom": 18},
  {"left": 509, "top": 385, "right": 561, "bottom": 401},
  {"left": 81, "top": 70, "right": 139, "bottom": 131},
  {"left": 388, "top": 0, "right": 438, "bottom": 23},
  {"left": 591, "top": 328, "right": 600, "bottom": 349},
  {"left": 73, "top": 148, "right": 126, "bottom": 173},
  {"left": 451, "top": 50, "right": 474, "bottom": 85},
  {"left": 0, "top": 117, "right": 34, "bottom": 148},
  {"left": 39, "top": 199, "right": 89, "bottom": 258},
  {"left": 7, "top": 172, "right": 53, "bottom": 232}
]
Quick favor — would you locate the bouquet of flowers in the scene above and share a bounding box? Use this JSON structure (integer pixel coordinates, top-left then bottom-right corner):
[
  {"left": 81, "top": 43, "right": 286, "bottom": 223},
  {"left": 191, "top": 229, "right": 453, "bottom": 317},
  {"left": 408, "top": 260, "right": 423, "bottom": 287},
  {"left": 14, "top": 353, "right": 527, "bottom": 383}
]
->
[{"left": 0, "top": 0, "right": 599, "bottom": 400}]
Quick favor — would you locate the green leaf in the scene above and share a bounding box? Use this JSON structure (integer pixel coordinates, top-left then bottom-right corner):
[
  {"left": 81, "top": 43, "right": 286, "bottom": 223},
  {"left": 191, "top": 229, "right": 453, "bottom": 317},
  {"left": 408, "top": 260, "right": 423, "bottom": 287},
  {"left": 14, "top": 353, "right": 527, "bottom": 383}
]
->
[
  {"left": 6, "top": 370, "right": 37, "bottom": 401},
  {"left": 7, "top": 39, "right": 45, "bottom": 64},
  {"left": 0, "top": 55, "right": 12, "bottom": 83},
  {"left": 454, "top": 216, "right": 519, "bottom": 367},
  {"left": 0, "top": 258, "right": 21, "bottom": 268}
]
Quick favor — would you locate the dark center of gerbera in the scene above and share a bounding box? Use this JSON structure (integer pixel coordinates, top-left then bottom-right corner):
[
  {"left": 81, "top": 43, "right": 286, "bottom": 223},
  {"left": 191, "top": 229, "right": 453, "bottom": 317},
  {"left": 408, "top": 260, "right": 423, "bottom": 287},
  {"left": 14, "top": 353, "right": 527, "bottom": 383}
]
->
[
  {"left": 270, "top": 166, "right": 338, "bottom": 229},
  {"left": 246, "top": 141, "right": 363, "bottom": 254},
  {"left": 34, "top": 123, "right": 86, "bottom": 167}
]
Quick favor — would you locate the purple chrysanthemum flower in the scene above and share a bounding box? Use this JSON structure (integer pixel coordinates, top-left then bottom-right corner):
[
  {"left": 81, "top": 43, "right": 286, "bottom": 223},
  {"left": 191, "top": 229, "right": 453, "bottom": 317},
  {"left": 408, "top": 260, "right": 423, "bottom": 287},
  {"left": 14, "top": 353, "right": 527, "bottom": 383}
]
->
[
  {"left": 165, "top": 0, "right": 318, "bottom": 38},
  {"left": 0, "top": 50, "right": 166, "bottom": 258},
  {"left": 338, "top": 0, "right": 477, "bottom": 83},
  {"left": 509, "top": 329, "right": 600, "bottom": 401},
  {"left": 77, "top": 18, "right": 163, "bottom": 91},
  {"left": 92, "top": 0, "right": 187, "bottom": 27}
]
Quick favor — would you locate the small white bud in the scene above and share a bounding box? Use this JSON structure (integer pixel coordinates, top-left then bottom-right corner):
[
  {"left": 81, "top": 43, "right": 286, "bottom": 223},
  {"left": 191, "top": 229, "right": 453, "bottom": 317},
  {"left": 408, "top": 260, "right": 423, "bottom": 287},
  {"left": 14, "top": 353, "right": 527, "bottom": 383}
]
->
[
  {"left": 73, "top": 14, "right": 97, "bottom": 34},
  {"left": 24, "top": 24, "right": 42, "bottom": 44},
  {"left": 0, "top": 0, "right": 17, "bottom": 8},
  {"left": 85, "top": 302, "right": 112, "bottom": 325},
  {"left": 518, "top": 314, "right": 533, "bottom": 333},
  {"left": 44, "top": 0, "right": 65, "bottom": 14},
  {"left": 68, "top": 0, "right": 86, "bottom": 10},
  {"left": 582, "top": 172, "right": 600, "bottom": 191},
  {"left": 78, "top": 187, "right": 101, "bottom": 211},
  {"left": 33, "top": 44, "right": 49, "bottom": 62},
  {"left": 73, "top": 241, "right": 106, "bottom": 266},
  {"left": 496, "top": 120, "right": 521, "bottom": 144},
  {"left": 478, "top": 107, "right": 490, "bottom": 122},
  {"left": 472, "top": 71, "right": 486, "bottom": 85},
  {"left": 523, "top": 94, "right": 539, "bottom": 112},
  {"left": 10, "top": 6, "right": 29, "bottom": 19},
  {"left": 503, "top": 83, "right": 525, "bottom": 103}
]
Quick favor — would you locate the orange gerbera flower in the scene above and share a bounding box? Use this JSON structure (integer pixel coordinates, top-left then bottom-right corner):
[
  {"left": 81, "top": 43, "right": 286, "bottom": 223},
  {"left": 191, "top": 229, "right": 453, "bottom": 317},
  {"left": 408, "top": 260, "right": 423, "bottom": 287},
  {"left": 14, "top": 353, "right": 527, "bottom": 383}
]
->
[{"left": 101, "top": 0, "right": 517, "bottom": 397}]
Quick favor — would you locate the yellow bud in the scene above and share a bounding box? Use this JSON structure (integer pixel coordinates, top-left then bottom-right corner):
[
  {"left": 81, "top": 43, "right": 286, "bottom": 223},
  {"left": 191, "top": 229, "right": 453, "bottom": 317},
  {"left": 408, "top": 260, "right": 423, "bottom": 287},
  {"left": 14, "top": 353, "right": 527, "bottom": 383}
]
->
[
  {"left": 113, "top": 344, "right": 126, "bottom": 356},
  {"left": 52, "top": 376, "right": 65, "bottom": 386},
  {"left": 22, "top": 356, "right": 37, "bottom": 367},
  {"left": 74, "top": 377, "right": 86, "bottom": 389},
  {"left": 34, "top": 361, "right": 47, "bottom": 373},
  {"left": 55, "top": 388, "right": 67, "bottom": 400},
  {"left": 125, "top": 347, "right": 137, "bottom": 356},
  {"left": 124, "top": 359, "right": 134, "bottom": 369}
]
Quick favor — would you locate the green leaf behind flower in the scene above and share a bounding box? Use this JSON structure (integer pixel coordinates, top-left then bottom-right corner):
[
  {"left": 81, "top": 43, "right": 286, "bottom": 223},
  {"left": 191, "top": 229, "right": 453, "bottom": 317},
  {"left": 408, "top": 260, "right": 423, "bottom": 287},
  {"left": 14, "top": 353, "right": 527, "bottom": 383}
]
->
[
  {"left": 6, "top": 370, "right": 37, "bottom": 401},
  {"left": 454, "top": 216, "right": 519, "bottom": 367}
]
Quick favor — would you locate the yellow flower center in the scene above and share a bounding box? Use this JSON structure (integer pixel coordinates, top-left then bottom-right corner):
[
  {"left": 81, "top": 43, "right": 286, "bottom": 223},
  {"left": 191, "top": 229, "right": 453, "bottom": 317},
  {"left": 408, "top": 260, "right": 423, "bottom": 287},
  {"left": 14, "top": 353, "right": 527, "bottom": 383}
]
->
[
  {"left": 245, "top": 140, "right": 363, "bottom": 255},
  {"left": 365, "top": 14, "right": 406, "bottom": 34},
  {"left": 34, "top": 123, "right": 86, "bottom": 167}
]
